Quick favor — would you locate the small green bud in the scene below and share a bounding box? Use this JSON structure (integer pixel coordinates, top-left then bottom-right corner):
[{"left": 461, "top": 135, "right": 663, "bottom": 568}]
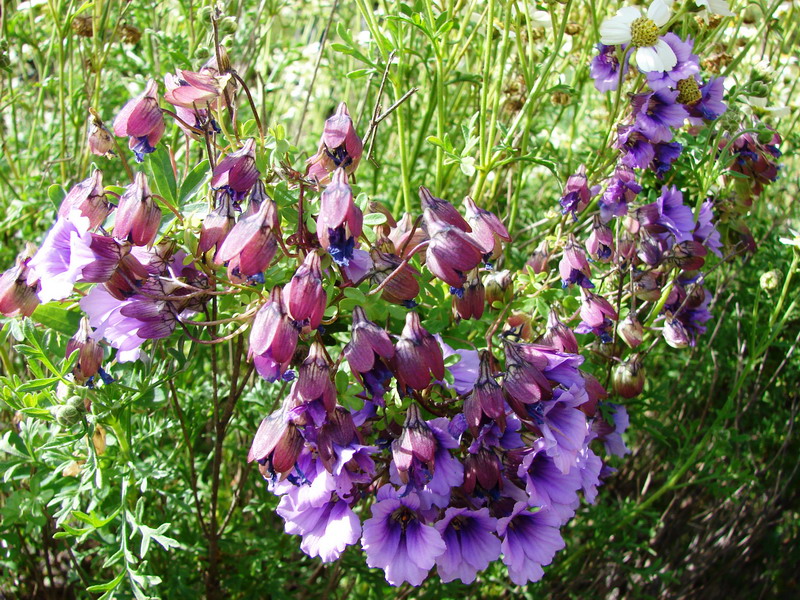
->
[
  {"left": 219, "top": 17, "right": 238, "bottom": 34},
  {"left": 749, "top": 81, "right": 769, "bottom": 98},
  {"left": 760, "top": 270, "right": 782, "bottom": 293},
  {"left": 757, "top": 129, "right": 774, "bottom": 144},
  {"left": 719, "top": 105, "right": 742, "bottom": 134},
  {"left": 55, "top": 404, "right": 82, "bottom": 427},
  {"left": 66, "top": 394, "right": 86, "bottom": 412}
]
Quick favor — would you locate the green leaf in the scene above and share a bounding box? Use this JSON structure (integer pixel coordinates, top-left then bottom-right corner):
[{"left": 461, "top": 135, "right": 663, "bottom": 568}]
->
[
  {"left": 363, "top": 212, "right": 387, "bottom": 226},
  {"left": 178, "top": 159, "right": 209, "bottom": 205},
  {"left": 147, "top": 146, "right": 178, "bottom": 204},
  {"left": 47, "top": 184, "right": 65, "bottom": 211},
  {"left": 30, "top": 304, "right": 80, "bottom": 337},
  {"left": 86, "top": 570, "right": 125, "bottom": 593}
]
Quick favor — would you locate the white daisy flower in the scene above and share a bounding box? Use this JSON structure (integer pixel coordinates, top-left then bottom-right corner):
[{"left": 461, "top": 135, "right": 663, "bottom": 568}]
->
[
  {"left": 696, "top": 0, "right": 734, "bottom": 17},
  {"left": 599, "top": 0, "right": 677, "bottom": 73}
]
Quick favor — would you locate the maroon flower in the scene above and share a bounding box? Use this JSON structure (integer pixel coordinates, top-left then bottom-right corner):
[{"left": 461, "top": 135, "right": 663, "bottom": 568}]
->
[
  {"left": 66, "top": 317, "right": 104, "bottom": 382},
  {"left": 419, "top": 186, "right": 470, "bottom": 231},
  {"left": 306, "top": 103, "right": 363, "bottom": 183},
  {"left": 211, "top": 138, "right": 260, "bottom": 201},
  {"left": 215, "top": 195, "right": 280, "bottom": 277},
  {"left": 424, "top": 209, "right": 484, "bottom": 290},
  {"left": 464, "top": 352, "right": 506, "bottom": 433},
  {"left": 464, "top": 196, "right": 510, "bottom": 256},
  {"left": 343, "top": 306, "right": 395, "bottom": 373},
  {"left": 115, "top": 172, "right": 162, "bottom": 247},
  {"left": 58, "top": 170, "right": 109, "bottom": 230},
  {"left": 283, "top": 252, "right": 326, "bottom": 330},
  {"left": 394, "top": 312, "right": 445, "bottom": 390},
  {"left": 0, "top": 252, "right": 39, "bottom": 318},
  {"left": 113, "top": 79, "right": 165, "bottom": 162}
]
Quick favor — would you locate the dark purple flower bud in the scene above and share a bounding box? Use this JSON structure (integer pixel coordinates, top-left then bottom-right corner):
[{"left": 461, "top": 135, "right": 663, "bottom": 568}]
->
[
  {"left": 394, "top": 312, "right": 445, "bottom": 390},
  {"left": 617, "top": 314, "right": 644, "bottom": 348},
  {"left": 612, "top": 354, "right": 645, "bottom": 398},
  {"left": 559, "top": 235, "right": 593, "bottom": 288},
  {"left": 418, "top": 186, "right": 470, "bottom": 231},
  {"left": 580, "top": 292, "right": 619, "bottom": 328},
  {"left": 113, "top": 79, "right": 165, "bottom": 162},
  {"left": 464, "top": 196, "right": 510, "bottom": 255},
  {"left": 104, "top": 249, "right": 149, "bottom": 300},
  {"left": 317, "top": 406, "right": 359, "bottom": 471},
  {"left": 215, "top": 195, "right": 280, "bottom": 277},
  {"left": 424, "top": 209, "right": 484, "bottom": 290},
  {"left": 198, "top": 192, "right": 235, "bottom": 256},
  {"left": 502, "top": 340, "right": 553, "bottom": 405},
  {"left": 296, "top": 342, "right": 336, "bottom": 412},
  {"left": 66, "top": 317, "right": 103, "bottom": 382},
  {"left": 464, "top": 352, "right": 506, "bottom": 434},
  {"left": 283, "top": 252, "right": 326, "bottom": 329},
  {"left": 454, "top": 269, "right": 485, "bottom": 320},
  {"left": 526, "top": 240, "right": 550, "bottom": 274},
  {"left": 317, "top": 167, "right": 363, "bottom": 266},
  {"left": 670, "top": 240, "right": 707, "bottom": 271},
  {"left": 539, "top": 309, "right": 579, "bottom": 354},
  {"left": 248, "top": 399, "right": 304, "bottom": 476},
  {"left": 463, "top": 448, "right": 503, "bottom": 495},
  {"left": 392, "top": 403, "right": 437, "bottom": 482},
  {"left": 306, "top": 102, "right": 363, "bottom": 183},
  {"left": 580, "top": 373, "right": 608, "bottom": 417},
  {"left": 586, "top": 217, "right": 614, "bottom": 261},
  {"left": 0, "top": 252, "right": 39, "bottom": 317},
  {"left": 211, "top": 138, "right": 260, "bottom": 201},
  {"left": 368, "top": 249, "right": 420, "bottom": 305},
  {"left": 663, "top": 317, "right": 690, "bottom": 348},
  {"left": 388, "top": 212, "right": 428, "bottom": 258},
  {"left": 560, "top": 165, "right": 596, "bottom": 219},
  {"left": 249, "top": 288, "right": 299, "bottom": 365},
  {"left": 344, "top": 306, "right": 394, "bottom": 373},
  {"left": 59, "top": 170, "right": 110, "bottom": 230},
  {"left": 115, "top": 172, "right": 161, "bottom": 246}
]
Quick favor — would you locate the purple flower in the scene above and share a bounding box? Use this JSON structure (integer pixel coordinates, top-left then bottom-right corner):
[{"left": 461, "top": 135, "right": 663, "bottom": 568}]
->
[
  {"left": 215, "top": 194, "right": 280, "bottom": 277},
  {"left": 276, "top": 495, "right": 361, "bottom": 563},
  {"left": 694, "top": 200, "right": 723, "bottom": 257},
  {"left": 115, "top": 172, "right": 162, "bottom": 247},
  {"left": 28, "top": 212, "right": 98, "bottom": 302},
  {"left": 638, "top": 185, "right": 695, "bottom": 243},
  {"left": 630, "top": 89, "right": 689, "bottom": 143},
  {"left": 518, "top": 446, "right": 582, "bottom": 524},
  {"left": 418, "top": 186, "right": 470, "bottom": 232},
  {"left": 434, "top": 507, "right": 501, "bottom": 583},
  {"left": 344, "top": 305, "right": 395, "bottom": 373},
  {"left": 58, "top": 170, "right": 109, "bottom": 229},
  {"left": 685, "top": 76, "right": 727, "bottom": 123},
  {"left": 538, "top": 386, "right": 589, "bottom": 473},
  {"left": 616, "top": 126, "right": 655, "bottom": 169},
  {"left": 497, "top": 502, "right": 565, "bottom": 585},
  {"left": 249, "top": 288, "right": 299, "bottom": 382},
  {"left": 424, "top": 208, "right": 484, "bottom": 290},
  {"left": 559, "top": 236, "right": 593, "bottom": 288},
  {"left": 198, "top": 192, "right": 235, "bottom": 256},
  {"left": 651, "top": 141, "right": 683, "bottom": 178},
  {"left": 361, "top": 488, "right": 446, "bottom": 586},
  {"left": 283, "top": 252, "right": 327, "bottom": 329},
  {"left": 0, "top": 256, "right": 39, "bottom": 318},
  {"left": 248, "top": 398, "right": 305, "bottom": 476},
  {"left": 464, "top": 351, "right": 506, "bottom": 433},
  {"left": 600, "top": 166, "right": 641, "bottom": 222},
  {"left": 464, "top": 196, "right": 510, "bottom": 255},
  {"left": 645, "top": 34, "right": 700, "bottom": 92},
  {"left": 590, "top": 44, "right": 629, "bottom": 92},
  {"left": 306, "top": 102, "right": 363, "bottom": 183},
  {"left": 559, "top": 165, "right": 598, "bottom": 220},
  {"left": 593, "top": 403, "right": 631, "bottom": 458}
]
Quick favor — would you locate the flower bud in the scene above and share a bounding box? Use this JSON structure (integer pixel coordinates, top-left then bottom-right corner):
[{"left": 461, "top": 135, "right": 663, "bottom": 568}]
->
[
  {"left": 249, "top": 288, "right": 299, "bottom": 381},
  {"left": 198, "top": 192, "right": 235, "bottom": 256},
  {"left": 296, "top": 342, "right": 336, "bottom": 412},
  {"left": 760, "top": 269, "right": 782, "bottom": 293},
  {"left": 388, "top": 212, "right": 428, "bottom": 259},
  {"left": 539, "top": 309, "right": 578, "bottom": 353},
  {"left": 633, "top": 269, "right": 662, "bottom": 302},
  {"left": 670, "top": 240, "right": 707, "bottom": 271},
  {"left": 87, "top": 116, "right": 115, "bottom": 158},
  {"left": 368, "top": 250, "right": 420, "bottom": 305},
  {"left": 283, "top": 252, "right": 326, "bottom": 329},
  {"left": 580, "top": 292, "right": 618, "bottom": 329},
  {"left": 454, "top": 269, "right": 485, "bottom": 320},
  {"left": 317, "top": 167, "right": 363, "bottom": 267},
  {"left": 59, "top": 170, "right": 110, "bottom": 229},
  {"left": 394, "top": 312, "right": 445, "bottom": 390},
  {"left": 419, "top": 186, "right": 470, "bottom": 231},
  {"left": 586, "top": 216, "right": 614, "bottom": 261},
  {"left": 344, "top": 306, "right": 395, "bottom": 373},
  {"left": 464, "top": 352, "right": 506, "bottom": 433},
  {"left": 560, "top": 165, "right": 594, "bottom": 218},
  {"left": 249, "top": 399, "right": 303, "bottom": 476},
  {"left": 617, "top": 314, "right": 644, "bottom": 348},
  {"left": 526, "top": 240, "right": 550, "bottom": 274},
  {"left": 663, "top": 318, "right": 690, "bottom": 348},
  {"left": 484, "top": 269, "right": 513, "bottom": 307},
  {"left": 66, "top": 317, "right": 103, "bottom": 382},
  {"left": 211, "top": 138, "right": 259, "bottom": 201},
  {"left": 55, "top": 404, "right": 82, "bottom": 427},
  {"left": 215, "top": 196, "right": 280, "bottom": 277},
  {"left": 424, "top": 208, "right": 484, "bottom": 290},
  {"left": 392, "top": 403, "right": 437, "bottom": 483},
  {"left": 114, "top": 172, "right": 161, "bottom": 247},
  {"left": 503, "top": 340, "right": 552, "bottom": 405},
  {"left": 463, "top": 448, "right": 503, "bottom": 495},
  {"left": 463, "top": 196, "right": 510, "bottom": 256},
  {"left": 306, "top": 102, "right": 363, "bottom": 183},
  {"left": 612, "top": 354, "right": 645, "bottom": 398},
  {"left": 0, "top": 252, "right": 40, "bottom": 318},
  {"left": 560, "top": 235, "right": 593, "bottom": 288},
  {"left": 113, "top": 79, "right": 165, "bottom": 162}
]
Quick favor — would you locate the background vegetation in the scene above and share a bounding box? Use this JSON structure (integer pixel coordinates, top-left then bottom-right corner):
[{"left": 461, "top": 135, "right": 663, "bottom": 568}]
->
[{"left": 1, "top": 0, "right": 798, "bottom": 598}]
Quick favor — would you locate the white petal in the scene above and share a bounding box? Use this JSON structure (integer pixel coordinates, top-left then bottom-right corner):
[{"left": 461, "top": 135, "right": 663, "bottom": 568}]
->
[
  {"left": 635, "top": 46, "right": 660, "bottom": 73},
  {"left": 653, "top": 38, "right": 677, "bottom": 71},
  {"left": 647, "top": 0, "right": 672, "bottom": 26},
  {"left": 599, "top": 22, "right": 632, "bottom": 45},
  {"left": 616, "top": 6, "right": 642, "bottom": 23},
  {"left": 707, "top": 0, "right": 734, "bottom": 16}
]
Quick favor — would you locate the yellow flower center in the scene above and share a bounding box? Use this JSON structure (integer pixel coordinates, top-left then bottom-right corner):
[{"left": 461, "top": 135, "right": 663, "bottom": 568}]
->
[
  {"left": 676, "top": 78, "right": 702, "bottom": 104},
  {"left": 630, "top": 17, "right": 659, "bottom": 47}
]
